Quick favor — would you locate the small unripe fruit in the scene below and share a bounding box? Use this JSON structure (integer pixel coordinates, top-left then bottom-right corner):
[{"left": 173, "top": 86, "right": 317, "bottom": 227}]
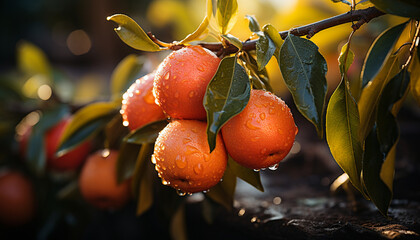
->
[
  {"left": 221, "top": 90, "right": 297, "bottom": 170},
  {"left": 153, "top": 45, "right": 220, "bottom": 120},
  {"left": 153, "top": 120, "right": 227, "bottom": 193},
  {"left": 121, "top": 72, "right": 166, "bottom": 131}
]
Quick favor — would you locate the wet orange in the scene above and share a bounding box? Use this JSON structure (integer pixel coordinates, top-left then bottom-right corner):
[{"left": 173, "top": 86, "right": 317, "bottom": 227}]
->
[
  {"left": 221, "top": 89, "right": 297, "bottom": 170},
  {"left": 121, "top": 72, "right": 166, "bottom": 131},
  {"left": 79, "top": 150, "right": 131, "bottom": 209},
  {"left": 0, "top": 170, "right": 35, "bottom": 226},
  {"left": 152, "top": 120, "right": 227, "bottom": 193},
  {"left": 153, "top": 45, "right": 220, "bottom": 120}
]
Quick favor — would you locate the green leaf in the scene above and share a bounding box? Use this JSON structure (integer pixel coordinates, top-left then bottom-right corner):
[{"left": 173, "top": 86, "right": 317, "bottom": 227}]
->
[
  {"left": 221, "top": 34, "right": 242, "bottom": 51},
  {"left": 105, "top": 115, "right": 129, "bottom": 150},
  {"left": 132, "top": 144, "right": 155, "bottom": 216},
  {"left": 409, "top": 52, "right": 420, "bottom": 106},
  {"left": 240, "top": 52, "right": 272, "bottom": 91},
  {"left": 107, "top": 14, "right": 162, "bottom": 52},
  {"left": 331, "top": 0, "right": 351, "bottom": 5},
  {"left": 371, "top": 0, "right": 420, "bottom": 19},
  {"left": 228, "top": 157, "right": 264, "bottom": 192},
  {"left": 358, "top": 54, "right": 402, "bottom": 141},
  {"left": 279, "top": 33, "right": 327, "bottom": 137},
  {"left": 27, "top": 105, "right": 70, "bottom": 176},
  {"left": 362, "top": 126, "right": 392, "bottom": 216},
  {"left": 124, "top": 120, "right": 168, "bottom": 145},
  {"left": 245, "top": 15, "right": 260, "bottom": 32},
  {"left": 376, "top": 69, "right": 410, "bottom": 154},
  {"left": 57, "top": 102, "right": 119, "bottom": 155},
  {"left": 361, "top": 22, "right": 407, "bottom": 88},
  {"left": 206, "top": 164, "right": 236, "bottom": 211},
  {"left": 116, "top": 142, "right": 141, "bottom": 183},
  {"left": 326, "top": 78, "right": 364, "bottom": 194},
  {"left": 216, "top": 0, "right": 238, "bottom": 34},
  {"left": 179, "top": 0, "right": 212, "bottom": 44},
  {"left": 110, "top": 54, "right": 144, "bottom": 102},
  {"left": 256, "top": 32, "right": 276, "bottom": 71},
  {"left": 204, "top": 56, "right": 251, "bottom": 152},
  {"left": 338, "top": 43, "right": 354, "bottom": 75},
  {"left": 17, "top": 41, "right": 52, "bottom": 78},
  {"left": 262, "top": 24, "right": 283, "bottom": 56}
]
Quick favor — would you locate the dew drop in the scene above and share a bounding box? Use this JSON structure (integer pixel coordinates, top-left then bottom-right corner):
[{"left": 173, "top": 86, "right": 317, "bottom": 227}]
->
[
  {"left": 194, "top": 163, "right": 203, "bottom": 175},
  {"left": 123, "top": 121, "right": 129, "bottom": 127},
  {"left": 143, "top": 90, "right": 155, "bottom": 104},
  {"left": 183, "top": 138, "right": 192, "bottom": 144},
  {"left": 186, "top": 145, "right": 201, "bottom": 155},
  {"left": 253, "top": 169, "right": 260, "bottom": 172},
  {"left": 135, "top": 89, "right": 140, "bottom": 95},
  {"left": 162, "top": 179, "right": 170, "bottom": 185},
  {"left": 164, "top": 72, "right": 170, "bottom": 80},
  {"left": 245, "top": 119, "right": 260, "bottom": 130},
  {"left": 101, "top": 149, "right": 110, "bottom": 158},
  {"left": 202, "top": 189, "right": 210, "bottom": 194},
  {"left": 259, "top": 113, "right": 266, "bottom": 120},
  {"left": 191, "top": 128, "right": 198, "bottom": 133},
  {"left": 269, "top": 163, "right": 279, "bottom": 171},
  {"left": 251, "top": 136, "right": 261, "bottom": 142},
  {"left": 176, "top": 189, "right": 186, "bottom": 196},
  {"left": 175, "top": 155, "right": 187, "bottom": 169},
  {"left": 151, "top": 155, "right": 157, "bottom": 164},
  {"left": 196, "top": 65, "right": 205, "bottom": 72},
  {"left": 119, "top": 109, "right": 125, "bottom": 114},
  {"left": 189, "top": 91, "right": 196, "bottom": 98}
]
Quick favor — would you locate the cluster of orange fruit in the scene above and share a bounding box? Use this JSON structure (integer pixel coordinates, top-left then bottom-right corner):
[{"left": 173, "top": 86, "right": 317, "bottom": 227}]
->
[{"left": 121, "top": 45, "right": 298, "bottom": 195}]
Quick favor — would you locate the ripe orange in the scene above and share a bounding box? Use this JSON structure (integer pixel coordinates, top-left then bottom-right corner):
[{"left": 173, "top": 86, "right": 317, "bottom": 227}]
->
[
  {"left": 0, "top": 170, "right": 35, "bottom": 226},
  {"left": 45, "top": 117, "right": 91, "bottom": 171},
  {"left": 79, "top": 150, "right": 131, "bottom": 209},
  {"left": 121, "top": 72, "right": 166, "bottom": 131},
  {"left": 153, "top": 45, "right": 220, "bottom": 120},
  {"left": 221, "top": 89, "right": 297, "bottom": 170},
  {"left": 153, "top": 120, "right": 227, "bottom": 194}
]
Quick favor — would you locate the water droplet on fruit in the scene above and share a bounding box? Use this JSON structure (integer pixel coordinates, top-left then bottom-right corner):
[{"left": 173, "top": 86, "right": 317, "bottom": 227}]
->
[
  {"left": 203, "top": 154, "right": 210, "bottom": 162},
  {"left": 151, "top": 155, "right": 157, "bottom": 164},
  {"left": 123, "top": 121, "right": 129, "bottom": 127},
  {"left": 186, "top": 145, "right": 201, "bottom": 155},
  {"left": 162, "top": 179, "right": 170, "bottom": 185},
  {"left": 101, "top": 149, "right": 110, "bottom": 158},
  {"left": 251, "top": 136, "right": 261, "bottom": 142},
  {"left": 189, "top": 91, "right": 196, "bottom": 98},
  {"left": 164, "top": 72, "right": 170, "bottom": 80},
  {"left": 183, "top": 138, "right": 191, "bottom": 144},
  {"left": 194, "top": 163, "right": 203, "bottom": 175},
  {"left": 253, "top": 169, "right": 260, "bottom": 172},
  {"left": 176, "top": 189, "right": 186, "bottom": 196},
  {"left": 119, "top": 109, "right": 125, "bottom": 114},
  {"left": 259, "top": 113, "right": 266, "bottom": 120},
  {"left": 269, "top": 108, "right": 275, "bottom": 115},
  {"left": 175, "top": 155, "right": 187, "bottom": 169},
  {"left": 143, "top": 90, "right": 155, "bottom": 104},
  {"left": 269, "top": 163, "right": 279, "bottom": 171},
  {"left": 196, "top": 65, "right": 205, "bottom": 72},
  {"left": 202, "top": 189, "right": 210, "bottom": 193},
  {"left": 191, "top": 128, "right": 198, "bottom": 133},
  {"left": 245, "top": 119, "right": 260, "bottom": 130},
  {"left": 135, "top": 89, "right": 140, "bottom": 95}
]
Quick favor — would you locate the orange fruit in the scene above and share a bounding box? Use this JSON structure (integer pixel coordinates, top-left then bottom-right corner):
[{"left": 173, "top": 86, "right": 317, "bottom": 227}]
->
[
  {"left": 45, "top": 117, "right": 91, "bottom": 171},
  {"left": 79, "top": 150, "right": 131, "bottom": 209},
  {"left": 121, "top": 72, "right": 166, "bottom": 131},
  {"left": 221, "top": 89, "right": 297, "bottom": 170},
  {"left": 152, "top": 120, "right": 227, "bottom": 194},
  {"left": 0, "top": 170, "right": 35, "bottom": 226},
  {"left": 153, "top": 45, "right": 220, "bottom": 120}
]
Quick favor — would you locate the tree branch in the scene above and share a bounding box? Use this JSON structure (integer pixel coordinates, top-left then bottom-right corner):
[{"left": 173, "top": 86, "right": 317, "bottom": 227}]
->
[{"left": 196, "top": 7, "right": 384, "bottom": 55}]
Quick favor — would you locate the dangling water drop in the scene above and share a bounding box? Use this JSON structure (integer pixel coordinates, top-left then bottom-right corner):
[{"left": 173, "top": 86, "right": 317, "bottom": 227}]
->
[
  {"left": 176, "top": 189, "right": 186, "bottom": 196},
  {"left": 164, "top": 72, "right": 170, "bottom": 80},
  {"left": 151, "top": 155, "right": 157, "bottom": 164},
  {"left": 253, "top": 169, "right": 260, "bottom": 172},
  {"left": 101, "top": 149, "right": 110, "bottom": 158},
  {"left": 162, "top": 179, "right": 170, "bottom": 185},
  {"left": 269, "top": 163, "right": 279, "bottom": 171}
]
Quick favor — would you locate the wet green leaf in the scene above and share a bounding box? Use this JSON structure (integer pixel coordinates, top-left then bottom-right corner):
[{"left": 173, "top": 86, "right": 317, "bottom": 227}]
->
[
  {"left": 124, "top": 120, "right": 168, "bottom": 145},
  {"left": 216, "top": 0, "right": 238, "bottom": 34},
  {"left": 263, "top": 24, "right": 283, "bottom": 56},
  {"left": 206, "top": 164, "right": 236, "bottom": 211},
  {"left": 228, "top": 157, "right": 264, "bottom": 192},
  {"left": 256, "top": 32, "right": 276, "bottom": 71},
  {"left": 371, "top": 0, "right": 420, "bottom": 19},
  {"left": 326, "top": 78, "right": 364, "bottom": 194},
  {"left": 338, "top": 43, "right": 354, "bottom": 75},
  {"left": 105, "top": 115, "right": 129, "bottom": 150},
  {"left": 361, "top": 22, "right": 407, "bottom": 88},
  {"left": 358, "top": 55, "right": 402, "bottom": 141},
  {"left": 116, "top": 142, "right": 141, "bottom": 183},
  {"left": 204, "top": 56, "right": 251, "bottom": 152},
  {"left": 279, "top": 33, "right": 327, "bottom": 137},
  {"left": 221, "top": 34, "right": 242, "bottom": 51},
  {"left": 27, "top": 105, "right": 70, "bottom": 176},
  {"left": 107, "top": 14, "right": 162, "bottom": 52},
  {"left": 362, "top": 126, "right": 392, "bottom": 216},
  {"left": 245, "top": 15, "right": 260, "bottom": 32},
  {"left": 57, "top": 102, "right": 119, "bottom": 155},
  {"left": 376, "top": 69, "right": 410, "bottom": 154},
  {"left": 17, "top": 41, "right": 51, "bottom": 78},
  {"left": 110, "top": 54, "right": 143, "bottom": 102}
]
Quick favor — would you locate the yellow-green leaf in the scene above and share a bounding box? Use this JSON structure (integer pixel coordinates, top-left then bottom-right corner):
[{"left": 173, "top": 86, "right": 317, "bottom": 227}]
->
[
  {"left": 338, "top": 43, "right": 354, "bottom": 75},
  {"left": 221, "top": 34, "right": 242, "bottom": 51},
  {"left": 216, "top": 0, "right": 238, "bottom": 34},
  {"left": 107, "top": 14, "right": 162, "bottom": 52},
  {"left": 110, "top": 54, "right": 143, "bottom": 102},
  {"left": 57, "top": 102, "right": 119, "bottom": 155},
  {"left": 262, "top": 24, "right": 283, "bottom": 55},
  {"left": 228, "top": 157, "right": 263, "bottom": 192},
  {"left": 245, "top": 15, "right": 260, "bottom": 33},
  {"left": 17, "top": 41, "right": 51, "bottom": 78}
]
